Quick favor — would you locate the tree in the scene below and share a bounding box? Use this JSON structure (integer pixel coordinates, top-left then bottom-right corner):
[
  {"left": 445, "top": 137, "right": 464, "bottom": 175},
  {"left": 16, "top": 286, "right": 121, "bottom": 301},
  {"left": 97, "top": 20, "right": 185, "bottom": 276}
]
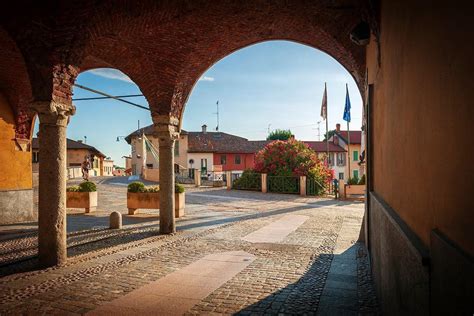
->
[
  {"left": 254, "top": 139, "right": 332, "bottom": 185},
  {"left": 267, "top": 129, "right": 293, "bottom": 141},
  {"left": 323, "top": 129, "right": 337, "bottom": 141}
]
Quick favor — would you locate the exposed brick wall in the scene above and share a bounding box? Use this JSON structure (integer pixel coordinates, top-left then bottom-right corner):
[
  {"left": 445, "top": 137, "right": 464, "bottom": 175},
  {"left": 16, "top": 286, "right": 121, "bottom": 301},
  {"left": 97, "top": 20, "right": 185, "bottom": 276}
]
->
[{"left": 1, "top": 0, "right": 369, "bottom": 137}]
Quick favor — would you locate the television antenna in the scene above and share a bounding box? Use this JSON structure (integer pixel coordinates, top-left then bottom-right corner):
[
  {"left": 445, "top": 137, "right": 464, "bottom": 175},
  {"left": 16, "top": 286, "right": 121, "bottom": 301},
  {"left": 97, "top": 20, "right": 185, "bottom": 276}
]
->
[{"left": 214, "top": 100, "right": 219, "bottom": 131}]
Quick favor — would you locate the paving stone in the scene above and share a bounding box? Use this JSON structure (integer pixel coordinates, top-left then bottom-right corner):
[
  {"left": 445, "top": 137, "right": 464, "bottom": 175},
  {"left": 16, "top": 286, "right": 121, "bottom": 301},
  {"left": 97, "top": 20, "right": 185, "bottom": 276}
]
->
[{"left": 0, "top": 186, "right": 378, "bottom": 315}]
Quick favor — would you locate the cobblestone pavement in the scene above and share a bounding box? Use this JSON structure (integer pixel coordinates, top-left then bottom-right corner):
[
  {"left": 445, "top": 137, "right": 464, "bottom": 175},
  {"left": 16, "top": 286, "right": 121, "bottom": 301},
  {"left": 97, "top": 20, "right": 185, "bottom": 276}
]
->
[{"left": 0, "top": 184, "right": 379, "bottom": 315}]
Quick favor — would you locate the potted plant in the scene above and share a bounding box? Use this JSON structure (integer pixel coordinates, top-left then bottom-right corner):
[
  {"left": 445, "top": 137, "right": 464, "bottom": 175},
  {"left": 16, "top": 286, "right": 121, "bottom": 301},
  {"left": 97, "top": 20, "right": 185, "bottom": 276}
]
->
[
  {"left": 175, "top": 183, "right": 185, "bottom": 218},
  {"left": 66, "top": 181, "right": 98, "bottom": 213},
  {"left": 343, "top": 175, "right": 366, "bottom": 199},
  {"left": 126, "top": 182, "right": 185, "bottom": 217},
  {"left": 127, "top": 182, "right": 159, "bottom": 215}
]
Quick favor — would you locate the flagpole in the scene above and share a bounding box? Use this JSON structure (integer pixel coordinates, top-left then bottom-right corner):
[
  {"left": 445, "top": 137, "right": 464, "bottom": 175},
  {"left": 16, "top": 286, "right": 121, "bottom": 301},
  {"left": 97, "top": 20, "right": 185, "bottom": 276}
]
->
[
  {"left": 325, "top": 83, "right": 329, "bottom": 165},
  {"left": 346, "top": 83, "right": 351, "bottom": 182},
  {"left": 347, "top": 120, "right": 351, "bottom": 181}
]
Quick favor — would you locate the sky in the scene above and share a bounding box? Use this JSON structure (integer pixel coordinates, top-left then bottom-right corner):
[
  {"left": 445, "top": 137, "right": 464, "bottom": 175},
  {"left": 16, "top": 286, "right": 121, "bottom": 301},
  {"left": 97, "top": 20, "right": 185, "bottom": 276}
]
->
[{"left": 34, "top": 40, "right": 362, "bottom": 167}]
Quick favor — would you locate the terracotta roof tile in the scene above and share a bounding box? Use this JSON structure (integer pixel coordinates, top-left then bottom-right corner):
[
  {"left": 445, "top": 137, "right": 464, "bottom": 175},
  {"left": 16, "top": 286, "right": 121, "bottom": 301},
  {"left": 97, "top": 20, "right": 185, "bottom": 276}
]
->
[
  {"left": 304, "top": 141, "right": 346, "bottom": 152},
  {"left": 336, "top": 130, "right": 361, "bottom": 144},
  {"left": 32, "top": 138, "right": 106, "bottom": 157}
]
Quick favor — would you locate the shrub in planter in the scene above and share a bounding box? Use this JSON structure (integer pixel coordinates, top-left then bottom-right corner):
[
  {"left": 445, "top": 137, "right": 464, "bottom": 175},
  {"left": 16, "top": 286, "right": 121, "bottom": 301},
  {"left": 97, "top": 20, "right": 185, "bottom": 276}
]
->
[
  {"left": 79, "top": 181, "right": 97, "bottom": 192},
  {"left": 358, "top": 174, "right": 366, "bottom": 185},
  {"left": 146, "top": 185, "right": 160, "bottom": 193},
  {"left": 66, "top": 181, "right": 97, "bottom": 213},
  {"left": 347, "top": 177, "right": 359, "bottom": 185},
  {"left": 127, "top": 183, "right": 185, "bottom": 217},
  {"left": 128, "top": 181, "right": 145, "bottom": 193},
  {"left": 66, "top": 186, "right": 80, "bottom": 192},
  {"left": 175, "top": 184, "right": 185, "bottom": 193},
  {"left": 175, "top": 184, "right": 185, "bottom": 218}
]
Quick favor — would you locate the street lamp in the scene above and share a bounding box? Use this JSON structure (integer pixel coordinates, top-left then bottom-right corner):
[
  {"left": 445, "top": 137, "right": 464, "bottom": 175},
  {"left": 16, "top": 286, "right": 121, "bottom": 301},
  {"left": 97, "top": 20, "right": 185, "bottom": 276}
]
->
[{"left": 116, "top": 136, "right": 126, "bottom": 142}]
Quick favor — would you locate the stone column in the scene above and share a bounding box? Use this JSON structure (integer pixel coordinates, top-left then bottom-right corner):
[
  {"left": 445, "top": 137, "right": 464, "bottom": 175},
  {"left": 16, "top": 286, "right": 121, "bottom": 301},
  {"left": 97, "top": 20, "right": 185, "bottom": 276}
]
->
[
  {"left": 33, "top": 101, "right": 75, "bottom": 267},
  {"left": 154, "top": 115, "right": 180, "bottom": 234},
  {"left": 158, "top": 135, "right": 176, "bottom": 233}
]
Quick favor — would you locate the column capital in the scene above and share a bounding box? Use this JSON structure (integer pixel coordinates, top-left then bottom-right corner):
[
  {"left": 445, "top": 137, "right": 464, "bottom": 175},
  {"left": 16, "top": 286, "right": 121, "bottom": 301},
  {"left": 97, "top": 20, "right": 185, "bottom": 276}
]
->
[
  {"left": 153, "top": 114, "right": 180, "bottom": 143},
  {"left": 31, "top": 101, "right": 76, "bottom": 126}
]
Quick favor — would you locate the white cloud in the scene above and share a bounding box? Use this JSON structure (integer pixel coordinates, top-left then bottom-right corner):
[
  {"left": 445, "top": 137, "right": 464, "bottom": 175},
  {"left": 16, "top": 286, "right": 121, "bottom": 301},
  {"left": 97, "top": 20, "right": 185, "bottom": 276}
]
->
[
  {"left": 89, "top": 68, "right": 134, "bottom": 83},
  {"left": 199, "top": 76, "right": 215, "bottom": 82}
]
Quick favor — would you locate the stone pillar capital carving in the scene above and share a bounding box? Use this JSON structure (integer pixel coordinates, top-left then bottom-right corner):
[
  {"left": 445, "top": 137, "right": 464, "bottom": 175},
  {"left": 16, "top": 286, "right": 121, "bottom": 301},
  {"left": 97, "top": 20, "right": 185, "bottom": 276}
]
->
[
  {"left": 153, "top": 114, "right": 180, "bottom": 145},
  {"left": 31, "top": 101, "right": 76, "bottom": 126}
]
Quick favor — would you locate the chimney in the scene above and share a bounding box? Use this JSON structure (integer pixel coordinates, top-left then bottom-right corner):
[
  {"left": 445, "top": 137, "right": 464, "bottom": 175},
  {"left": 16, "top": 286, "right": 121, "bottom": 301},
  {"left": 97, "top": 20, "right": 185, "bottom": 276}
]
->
[
  {"left": 289, "top": 134, "right": 295, "bottom": 141},
  {"left": 336, "top": 123, "right": 341, "bottom": 132},
  {"left": 202, "top": 124, "right": 207, "bottom": 133}
]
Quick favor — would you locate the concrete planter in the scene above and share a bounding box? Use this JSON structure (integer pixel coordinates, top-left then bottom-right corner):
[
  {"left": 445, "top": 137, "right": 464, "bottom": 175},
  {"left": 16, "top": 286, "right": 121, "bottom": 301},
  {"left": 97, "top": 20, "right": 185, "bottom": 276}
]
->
[
  {"left": 343, "top": 184, "right": 366, "bottom": 200},
  {"left": 127, "top": 192, "right": 185, "bottom": 217},
  {"left": 175, "top": 192, "right": 185, "bottom": 218},
  {"left": 66, "top": 191, "right": 98, "bottom": 213}
]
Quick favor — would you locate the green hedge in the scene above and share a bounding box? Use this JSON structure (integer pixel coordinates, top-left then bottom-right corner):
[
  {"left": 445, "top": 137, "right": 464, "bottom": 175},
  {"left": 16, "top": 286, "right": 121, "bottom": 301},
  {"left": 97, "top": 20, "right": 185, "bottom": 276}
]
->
[
  {"left": 127, "top": 181, "right": 185, "bottom": 193},
  {"left": 233, "top": 170, "right": 261, "bottom": 191},
  {"left": 66, "top": 181, "right": 97, "bottom": 192}
]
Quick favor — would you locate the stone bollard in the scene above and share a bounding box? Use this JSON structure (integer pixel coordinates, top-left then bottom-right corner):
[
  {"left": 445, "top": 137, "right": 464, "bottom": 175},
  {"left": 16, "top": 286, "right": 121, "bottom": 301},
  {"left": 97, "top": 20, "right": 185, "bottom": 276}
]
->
[{"left": 109, "top": 211, "right": 122, "bottom": 229}]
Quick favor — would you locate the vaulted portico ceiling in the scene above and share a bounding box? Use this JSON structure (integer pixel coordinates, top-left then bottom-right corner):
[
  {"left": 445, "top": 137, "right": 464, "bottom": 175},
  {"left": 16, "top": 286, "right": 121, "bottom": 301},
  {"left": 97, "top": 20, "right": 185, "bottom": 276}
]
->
[{"left": 0, "top": 0, "right": 370, "bottom": 139}]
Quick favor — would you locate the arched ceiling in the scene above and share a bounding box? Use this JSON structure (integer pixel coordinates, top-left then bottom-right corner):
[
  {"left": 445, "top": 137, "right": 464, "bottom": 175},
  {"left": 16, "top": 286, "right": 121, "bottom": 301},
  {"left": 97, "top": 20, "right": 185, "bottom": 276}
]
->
[{"left": 0, "top": 0, "right": 370, "bottom": 137}]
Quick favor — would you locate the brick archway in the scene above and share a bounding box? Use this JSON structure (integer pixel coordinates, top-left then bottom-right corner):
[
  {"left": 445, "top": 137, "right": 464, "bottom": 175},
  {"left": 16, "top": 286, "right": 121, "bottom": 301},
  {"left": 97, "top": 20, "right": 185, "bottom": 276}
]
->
[
  {"left": 1, "top": 0, "right": 368, "bottom": 136},
  {"left": 0, "top": 27, "right": 34, "bottom": 140},
  {"left": 176, "top": 38, "right": 365, "bottom": 128}
]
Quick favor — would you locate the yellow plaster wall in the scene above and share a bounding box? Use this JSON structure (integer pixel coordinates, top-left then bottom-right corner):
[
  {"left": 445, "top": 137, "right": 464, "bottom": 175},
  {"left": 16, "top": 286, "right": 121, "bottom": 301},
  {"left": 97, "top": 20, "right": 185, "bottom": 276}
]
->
[
  {"left": 0, "top": 92, "right": 32, "bottom": 190},
  {"left": 367, "top": 2, "right": 474, "bottom": 255}
]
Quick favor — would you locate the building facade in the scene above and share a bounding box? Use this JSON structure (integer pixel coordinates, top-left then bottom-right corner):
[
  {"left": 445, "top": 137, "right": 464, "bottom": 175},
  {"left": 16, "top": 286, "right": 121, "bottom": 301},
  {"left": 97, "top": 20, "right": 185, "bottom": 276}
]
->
[
  {"left": 329, "top": 123, "right": 365, "bottom": 181},
  {"left": 32, "top": 138, "right": 112, "bottom": 178},
  {"left": 125, "top": 125, "right": 188, "bottom": 178}
]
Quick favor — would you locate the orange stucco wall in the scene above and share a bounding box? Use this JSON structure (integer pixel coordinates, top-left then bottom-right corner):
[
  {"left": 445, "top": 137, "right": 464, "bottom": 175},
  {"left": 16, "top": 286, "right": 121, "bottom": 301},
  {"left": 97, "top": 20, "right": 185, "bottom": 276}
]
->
[
  {"left": 368, "top": 3, "right": 473, "bottom": 255},
  {"left": 0, "top": 92, "right": 32, "bottom": 190}
]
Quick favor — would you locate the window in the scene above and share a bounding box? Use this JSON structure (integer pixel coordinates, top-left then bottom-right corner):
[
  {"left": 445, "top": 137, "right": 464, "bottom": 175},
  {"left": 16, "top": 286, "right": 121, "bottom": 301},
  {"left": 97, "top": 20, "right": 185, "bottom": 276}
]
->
[
  {"left": 353, "top": 170, "right": 359, "bottom": 179},
  {"left": 32, "top": 152, "right": 39, "bottom": 163},
  {"left": 201, "top": 158, "right": 207, "bottom": 173},
  {"left": 174, "top": 140, "right": 179, "bottom": 156},
  {"left": 220, "top": 155, "right": 227, "bottom": 165},
  {"left": 327, "top": 153, "right": 334, "bottom": 166},
  {"left": 234, "top": 155, "right": 241, "bottom": 165},
  {"left": 337, "top": 153, "right": 345, "bottom": 166},
  {"left": 146, "top": 163, "right": 153, "bottom": 169},
  {"left": 338, "top": 172, "right": 344, "bottom": 180},
  {"left": 69, "top": 163, "right": 81, "bottom": 167},
  {"left": 353, "top": 150, "right": 359, "bottom": 162}
]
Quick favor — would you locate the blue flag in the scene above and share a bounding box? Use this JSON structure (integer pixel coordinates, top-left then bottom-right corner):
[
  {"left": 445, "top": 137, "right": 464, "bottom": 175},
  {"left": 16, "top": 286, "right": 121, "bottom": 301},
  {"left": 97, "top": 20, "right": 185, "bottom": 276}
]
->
[{"left": 343, "top": 84, "right": 351, "bottom": 122}]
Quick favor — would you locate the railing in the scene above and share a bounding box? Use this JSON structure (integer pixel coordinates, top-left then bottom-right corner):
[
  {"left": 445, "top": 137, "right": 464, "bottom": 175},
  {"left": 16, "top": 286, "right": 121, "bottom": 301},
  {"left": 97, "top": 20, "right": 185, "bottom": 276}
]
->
[
  {"left": 201, "top": 171, "right": 226, "bottom": 187},
  {"left": 233, "top": 173, "right": 261, "bottom": 191},
  {"left": 175, "top": 169, "right": 195, "bottom": 184},
  {"left": 306, "top": 178, "right": 326, "bottom": 196},
  {"left": 268, "top": 176, "right": 300, "bottom": 194}
]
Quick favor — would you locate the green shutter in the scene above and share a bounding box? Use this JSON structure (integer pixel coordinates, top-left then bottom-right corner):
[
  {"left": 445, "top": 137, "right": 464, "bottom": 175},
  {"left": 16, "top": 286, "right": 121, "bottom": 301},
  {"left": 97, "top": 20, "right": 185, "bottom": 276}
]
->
[
  {"left": 174, "top": 140, "right": 179, "bottom": 156},
  {"left": 353, "top": 150, "right": 358, "bottom": 161},
  {"left": 353, "top": 170, "right": 359, "bottom": 179}
]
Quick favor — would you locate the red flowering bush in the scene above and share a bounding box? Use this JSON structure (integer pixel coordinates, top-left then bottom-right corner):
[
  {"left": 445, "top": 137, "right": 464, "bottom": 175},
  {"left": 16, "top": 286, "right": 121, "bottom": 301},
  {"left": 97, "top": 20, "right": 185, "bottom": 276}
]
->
[{"left": 254, "top": 140, "right": 332, "bottom": 187}]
